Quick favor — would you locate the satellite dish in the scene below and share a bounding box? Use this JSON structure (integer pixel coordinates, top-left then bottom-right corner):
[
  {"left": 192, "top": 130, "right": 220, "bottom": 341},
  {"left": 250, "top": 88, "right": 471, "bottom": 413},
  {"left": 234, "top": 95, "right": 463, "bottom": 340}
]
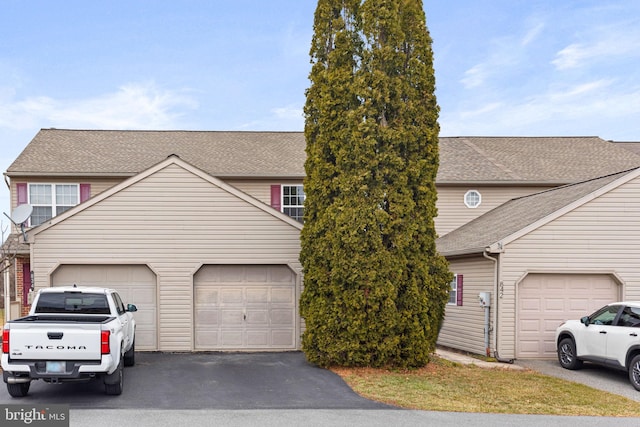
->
[
  {"left": 3, "top": 204, "right": 33, "bottom": 243},
  {"left": 11, "top": 204, "right": 33, "bottom": 225}
]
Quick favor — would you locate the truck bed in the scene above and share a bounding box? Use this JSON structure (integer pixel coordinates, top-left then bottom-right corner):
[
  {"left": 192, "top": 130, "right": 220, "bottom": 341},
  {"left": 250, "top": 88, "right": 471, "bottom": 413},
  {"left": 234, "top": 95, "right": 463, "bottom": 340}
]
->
[{"left": 11, "top": 315, "right": 114, "bottom": 323}]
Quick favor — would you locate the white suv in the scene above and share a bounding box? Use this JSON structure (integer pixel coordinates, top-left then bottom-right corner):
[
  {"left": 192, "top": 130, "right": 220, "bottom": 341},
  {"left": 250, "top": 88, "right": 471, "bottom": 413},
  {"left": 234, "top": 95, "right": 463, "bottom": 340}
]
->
[{"left": 555, "top": 302, "right": 640, "bottom": 391}]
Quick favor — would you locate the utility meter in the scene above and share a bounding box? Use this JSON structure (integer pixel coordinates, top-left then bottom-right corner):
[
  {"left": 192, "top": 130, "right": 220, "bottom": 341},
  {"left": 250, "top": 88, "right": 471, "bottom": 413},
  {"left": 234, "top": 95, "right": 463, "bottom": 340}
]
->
[{"left": 478, "top": 292, "right": 491, "bottom": 307}]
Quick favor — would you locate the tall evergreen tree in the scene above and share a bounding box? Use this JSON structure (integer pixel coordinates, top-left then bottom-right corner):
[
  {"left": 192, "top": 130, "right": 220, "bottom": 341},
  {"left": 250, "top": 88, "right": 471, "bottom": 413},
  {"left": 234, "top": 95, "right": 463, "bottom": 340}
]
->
[{"left": 300, "top": 0, "right": 452, "bottom": 368}]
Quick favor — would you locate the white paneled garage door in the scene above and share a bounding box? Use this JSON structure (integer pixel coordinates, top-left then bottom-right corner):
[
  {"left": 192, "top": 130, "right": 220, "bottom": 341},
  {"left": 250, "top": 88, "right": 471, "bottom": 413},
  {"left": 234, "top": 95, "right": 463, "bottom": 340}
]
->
[
  {"left": 517, "top": 274, "right": 618, "bottom": 359},
  {"left": 194, "top": 265, "right": 296, "bottom": 350},
  {"left": 50, "top": 265, "right": 157, "bottom": 350}
]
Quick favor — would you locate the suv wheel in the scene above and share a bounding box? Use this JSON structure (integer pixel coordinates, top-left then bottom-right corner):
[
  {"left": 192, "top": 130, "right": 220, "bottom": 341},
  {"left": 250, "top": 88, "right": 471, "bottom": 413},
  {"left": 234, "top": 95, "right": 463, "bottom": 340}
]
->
[
  {"left": 558, "top": 337, "right": 583, "bottom": 370},
  {"left": 628, "top": 354, "right": 640, "bottom": 391}
]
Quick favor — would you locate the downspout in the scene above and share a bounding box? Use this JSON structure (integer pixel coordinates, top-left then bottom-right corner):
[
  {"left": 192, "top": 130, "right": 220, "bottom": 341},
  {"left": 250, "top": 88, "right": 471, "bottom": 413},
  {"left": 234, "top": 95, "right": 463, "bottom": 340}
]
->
[{"left": 483, "top": 249, "right": 514, "bottom": 364}]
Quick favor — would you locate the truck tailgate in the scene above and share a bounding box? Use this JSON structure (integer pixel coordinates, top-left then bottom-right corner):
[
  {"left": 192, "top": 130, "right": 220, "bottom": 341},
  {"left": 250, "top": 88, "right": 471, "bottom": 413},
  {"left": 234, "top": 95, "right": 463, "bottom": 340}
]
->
[{"left": 8, "top": 322, "right": 103, "bottom": 361}]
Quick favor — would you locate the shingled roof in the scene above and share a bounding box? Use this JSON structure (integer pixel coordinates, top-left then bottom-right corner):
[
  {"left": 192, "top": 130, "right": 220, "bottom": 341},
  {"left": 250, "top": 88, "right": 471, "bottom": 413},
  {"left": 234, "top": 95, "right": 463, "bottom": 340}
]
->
[
  {"left": 614, "top": 141, "right": 640, "bottom": 157},
  {"left": 7, "top": 130, "right": 640, "bottom": 183},
  {"left": 6, "top": 129, "right": 306, "bottom": 178},
  {"left": 436, "top": 168, "right": 639, "bottom": 256},
  {"left": 438, "top": 136, "right": 640, "bottom": 184}
]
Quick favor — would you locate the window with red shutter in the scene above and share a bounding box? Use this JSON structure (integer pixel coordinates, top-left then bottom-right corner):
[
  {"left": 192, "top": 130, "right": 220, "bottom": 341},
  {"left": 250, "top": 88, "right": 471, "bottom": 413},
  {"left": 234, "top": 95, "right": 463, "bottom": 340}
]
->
[{"left": 448, "top": 274, "right": 463, "bottom": 306}]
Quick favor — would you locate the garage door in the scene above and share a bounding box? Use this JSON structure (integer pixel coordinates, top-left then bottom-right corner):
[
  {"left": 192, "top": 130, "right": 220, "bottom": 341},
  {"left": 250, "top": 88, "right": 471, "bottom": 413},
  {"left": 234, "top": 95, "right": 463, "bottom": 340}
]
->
[
  {"left": 51, "top": 265, "right": 157, "bottom": 351},
  {"left": 194, "top": 265, "right": 297, "bottom": 350},
  {"left": 517, "top": 274, "right": 618, "bottom": 358}
]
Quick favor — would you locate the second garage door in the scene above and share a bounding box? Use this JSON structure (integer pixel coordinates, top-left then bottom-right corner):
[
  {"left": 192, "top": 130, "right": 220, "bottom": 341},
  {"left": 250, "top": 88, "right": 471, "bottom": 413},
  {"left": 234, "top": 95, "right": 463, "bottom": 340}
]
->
[
  {"left": 517, "top": 273, "right": 619, "bottom": 358},
  {"left": 50, "top": 264, "right": 158, "bottom": 351},
  {"left": 194, "top": 265, "right": 297, "bottom": 350}
]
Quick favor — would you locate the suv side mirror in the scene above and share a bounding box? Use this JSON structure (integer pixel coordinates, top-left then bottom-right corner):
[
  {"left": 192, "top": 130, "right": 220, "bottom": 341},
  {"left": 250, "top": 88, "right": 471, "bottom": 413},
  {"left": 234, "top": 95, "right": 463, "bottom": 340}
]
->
[
  {"left": 127, "top": 304, "right": 138, "bottom": 313},
  {"left": 580, "top": 316, "right": 590, "bottom": 326}
]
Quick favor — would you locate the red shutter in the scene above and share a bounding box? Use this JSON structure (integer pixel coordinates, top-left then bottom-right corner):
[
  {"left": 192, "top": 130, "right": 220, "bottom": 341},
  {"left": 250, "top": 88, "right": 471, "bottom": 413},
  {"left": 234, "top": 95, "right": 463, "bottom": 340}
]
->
[
  {"left": 23, "top": 263, "right": 32, "bottom": 306},
  {"left": 270, "top": 185, "right": 282, "bottom": 211},
  {"left": 80, "top": 184, "right": 91, "bottom": 202},
  {"left": 456, "top": 274, "right": 464, "bottom": 306},
  {"left": 17, "top": 183, "right": 28, "bottom": 205}
]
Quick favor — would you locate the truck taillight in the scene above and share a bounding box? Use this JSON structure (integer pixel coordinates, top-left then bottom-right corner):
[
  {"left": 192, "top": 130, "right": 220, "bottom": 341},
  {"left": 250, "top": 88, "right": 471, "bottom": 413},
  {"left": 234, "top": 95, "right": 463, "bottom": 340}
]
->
[
  {"left": 101, "top": 330, "right": 110, "bottom": 355},
  {"left": 2, "top": 329, "right": 9, "bottom": 354}
]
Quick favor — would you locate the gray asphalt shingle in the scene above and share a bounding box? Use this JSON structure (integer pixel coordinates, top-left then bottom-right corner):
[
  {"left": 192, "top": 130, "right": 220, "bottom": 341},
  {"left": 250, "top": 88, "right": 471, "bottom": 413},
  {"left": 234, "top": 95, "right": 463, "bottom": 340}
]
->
[{"left": 8, "top": 130, "right": 640, "bottom": 183}]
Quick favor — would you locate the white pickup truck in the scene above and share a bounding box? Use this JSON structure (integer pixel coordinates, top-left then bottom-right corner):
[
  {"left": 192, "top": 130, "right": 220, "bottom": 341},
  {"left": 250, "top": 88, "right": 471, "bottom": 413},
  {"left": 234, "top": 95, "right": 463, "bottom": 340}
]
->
[{"left": 1, "top": 286, "right": 137, "bottom": 397}]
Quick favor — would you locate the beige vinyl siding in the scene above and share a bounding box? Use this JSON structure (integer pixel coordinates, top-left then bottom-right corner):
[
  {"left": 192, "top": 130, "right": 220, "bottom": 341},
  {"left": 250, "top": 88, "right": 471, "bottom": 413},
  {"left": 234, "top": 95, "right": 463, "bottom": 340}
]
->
[
  {"left": 226, "top": 179, "right": 304, "bottom": 206},
  {"left": 436, "top": 185, "right": 551, "bottom": 236},
  {"left": 437, "top": 257, "right": 495, "bottom": 355},
  {"left": 30, "top": 163, "right": 302, "bottom": 352},
  {"left": 495, "top": 177, "right": 640, "bottom": 359},
  {"left": 83, "top": 178, "right": 124, "bottom": 197}
]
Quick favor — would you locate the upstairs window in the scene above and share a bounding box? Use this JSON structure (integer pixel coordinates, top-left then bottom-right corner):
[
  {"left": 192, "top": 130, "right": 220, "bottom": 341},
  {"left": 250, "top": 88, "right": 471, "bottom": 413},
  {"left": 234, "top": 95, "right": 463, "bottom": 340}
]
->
[
  {"left": 282, "top": 185, "right": 305, "bottom": 223},
  {"left": 464, "top": 190, "right": 481, "bottom": 208},
  {"left": 29, "top": 184, "right": 79, "bottom": 226}
]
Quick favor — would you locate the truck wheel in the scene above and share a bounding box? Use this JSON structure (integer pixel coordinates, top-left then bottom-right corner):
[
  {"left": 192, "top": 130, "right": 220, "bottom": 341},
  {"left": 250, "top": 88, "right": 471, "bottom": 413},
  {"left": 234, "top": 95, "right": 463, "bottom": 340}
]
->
[
  {"left": 124, "top": 340, "right": 135, "bottom": 367},
  {"left": 7, "top": 382, "right": 30, "bottom": 398},
  {"left": 628, "top": 354, "right": 640, "bottom": 391},
  {"left": 558, "top": 337, "right": 583, "bottom": 370},
  {"left": 104, "top": 359, "right": 124, "bottom": 396}
]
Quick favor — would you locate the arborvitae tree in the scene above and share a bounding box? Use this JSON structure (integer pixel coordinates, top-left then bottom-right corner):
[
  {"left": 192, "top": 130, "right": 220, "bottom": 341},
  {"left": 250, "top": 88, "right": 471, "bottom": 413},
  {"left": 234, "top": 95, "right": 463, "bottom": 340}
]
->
[{"left": 300, "top": 0, "right": 452, "bottom": 368}]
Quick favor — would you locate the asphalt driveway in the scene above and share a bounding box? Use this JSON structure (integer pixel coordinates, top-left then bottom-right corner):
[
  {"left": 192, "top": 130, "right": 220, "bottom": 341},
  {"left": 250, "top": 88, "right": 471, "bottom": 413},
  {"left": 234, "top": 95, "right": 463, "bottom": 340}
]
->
[{"left": 0, "top": 352, "right": 395, "bottom": 409}]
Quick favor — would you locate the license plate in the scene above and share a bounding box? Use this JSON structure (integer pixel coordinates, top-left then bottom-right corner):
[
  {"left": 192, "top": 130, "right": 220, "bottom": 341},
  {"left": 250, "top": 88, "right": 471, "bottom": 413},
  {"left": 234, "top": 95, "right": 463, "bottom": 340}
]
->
[{"left": 46, "top": 361, "right": 66, "bottom": 374}]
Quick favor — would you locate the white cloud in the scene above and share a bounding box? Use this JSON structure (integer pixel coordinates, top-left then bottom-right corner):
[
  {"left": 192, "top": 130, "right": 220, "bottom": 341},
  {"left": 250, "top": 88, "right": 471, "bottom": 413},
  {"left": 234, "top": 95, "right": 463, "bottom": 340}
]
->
[
  {"left": 548, "top": 79, "right": 613, "bottom": 101},
  {"left": 238, "top": 104, "right": 304, "bottom": 131},
  {"left": 459, "top": 102, "right": 503, "bottom": 119},
  {"left": 272, "top": 105, "right": 303, "bottom": 121},
  {"left": 460, "top": 20, "right": 545, "bottom": 89},
  {"left": 552, "top": 43, "right": 598, "bottom": 70},
  {"left": 460, "top": 64, "right": 488, "bottom": 89},
  {"left": 521, "top": 22, "right": 545, "bottom": 46},
  {"left": 0, "top": 82, "right": 198, "bottom": 131},
  {"left": 552, "top": 23, "right": 640, "bottom": 70},
  {"left": 440, "top": 80, "right": 640, "bottom": 139}
]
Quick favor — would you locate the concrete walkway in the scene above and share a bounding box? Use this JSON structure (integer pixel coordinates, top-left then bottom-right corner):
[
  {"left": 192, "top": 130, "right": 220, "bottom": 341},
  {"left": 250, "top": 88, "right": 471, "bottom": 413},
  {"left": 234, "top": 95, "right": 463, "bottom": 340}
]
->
[{"left": 435, "top": 348, "right": 524, "bottom": 370}]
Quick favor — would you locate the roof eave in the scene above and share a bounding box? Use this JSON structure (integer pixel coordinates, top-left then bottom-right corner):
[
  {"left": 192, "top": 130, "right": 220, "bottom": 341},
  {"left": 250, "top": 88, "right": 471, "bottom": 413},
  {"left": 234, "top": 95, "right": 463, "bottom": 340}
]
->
[
  {"left": 438, "top": 247, "right": 487, "bottom": 258},
  {"left": 5, "top": 172, "right": 137, "bottom": 178},
  {"left": 435, "top": 180, "right": 574, "bottom": 186},
  {"left": 5, "top": 172, "right": 306, "bottom": 180}
]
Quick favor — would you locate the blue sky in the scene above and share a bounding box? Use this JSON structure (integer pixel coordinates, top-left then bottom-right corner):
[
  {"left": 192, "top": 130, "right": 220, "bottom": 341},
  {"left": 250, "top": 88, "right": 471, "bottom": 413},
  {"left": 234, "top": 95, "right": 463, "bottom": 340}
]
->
[{"left": 1, "top": 1, "right": 639, "bottom": 227}]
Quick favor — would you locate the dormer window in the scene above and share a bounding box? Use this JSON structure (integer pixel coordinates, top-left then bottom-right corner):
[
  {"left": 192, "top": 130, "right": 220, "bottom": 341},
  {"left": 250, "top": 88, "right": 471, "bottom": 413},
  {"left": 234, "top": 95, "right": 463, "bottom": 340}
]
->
[{"left": 464, "top": 190, "right": 481, "bottom": 208}]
